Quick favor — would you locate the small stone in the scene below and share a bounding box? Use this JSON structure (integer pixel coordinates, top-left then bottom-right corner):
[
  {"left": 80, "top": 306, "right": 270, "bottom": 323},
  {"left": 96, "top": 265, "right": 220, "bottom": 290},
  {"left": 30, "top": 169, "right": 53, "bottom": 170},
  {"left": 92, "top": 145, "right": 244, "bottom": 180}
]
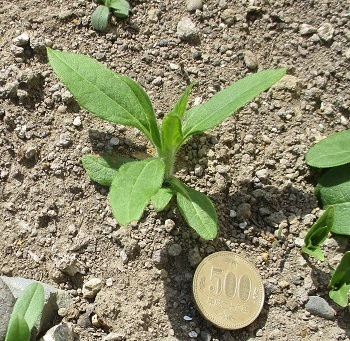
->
[
  {"left": 82, "top": 278, "right": 102, "bottom": 298},
  {"left": 177, "top": 17, "right": 199, "bottom": 42},
  {"left": 299, "top": 24, "right": 317, "bottom": 35},
  {"left": 244, "top": 50, "right": 258, "bottom": 69},
  {"left": 25, "top": 146, "right": 37, "bottom": 159},
  {"left": 91, "top": 314, "right": 101, "bottom": 327},
  {"left": 200, "top": 330, "right": 212, "bottom": 341},
  {"left": 73, "top": 116, "right": 81, "bottom": 127},
  {"left": 59, "top": 133, "right": 72, "bottom": 147},
  {"left": 152, "top": 77, "right": 163, "bottom": 86},
  {"left": 103, "top": 332, "right": 126, "bottom": 341},
  {"left": 186, "top": 0, "right": 203, "bottom": 11},
  {"left": 305, "top": 296, "right": 336, "bottom": 320},
  {"left": 109, "top": 137, "right": 120, "bottom": 146},
  {"left": 236, "top": 203, "right": 251, "bottom": 220},
  {"left": 41, "top": 322, "right": 78, "bottom": 341},
  {"left": 184, "top": 315, "right": 192, "bottom": 321},
  {"left": 106, "top": 278, "right": 113, "bottom": 287},
  {"left": 168, "top": 244, "right": 182, "bottom": 257},
  {"left": 317, "top": 23, "right": 334, "bottom": 42},
  {"left": 256, "top": 329, "right": 264, "bottom": 337},
  {"left": 188, "top": 246, "right": 202, "bottom": 267},
  {"left": 164, "top": 219, "right": 175, "bottom": 232},
  {"left": 279, "top": 280, "right": 290, "bottom": 289},
  {"left": 169, "top": 63, "right": 179, "bottom": 70},
  {"left": 13, "top": 33, "right": 30, "bottom": 46},
  {"left": 188, "top": 331, "right": 198, "bottom": 338},
  {"left": 221, "top": 9, "right": 236, "bottom": 26},
  {"left": 273, "top": 75, "right": 301, "bottom": 92},
  {"left": 194, "top": 164, "right": 203, "bottom": 176},
  {"left": 256, "top": 168, "right": 268, "bottom": 180},
  {"left": 148, "top": 8, "right": 160, "bottom": 22}
]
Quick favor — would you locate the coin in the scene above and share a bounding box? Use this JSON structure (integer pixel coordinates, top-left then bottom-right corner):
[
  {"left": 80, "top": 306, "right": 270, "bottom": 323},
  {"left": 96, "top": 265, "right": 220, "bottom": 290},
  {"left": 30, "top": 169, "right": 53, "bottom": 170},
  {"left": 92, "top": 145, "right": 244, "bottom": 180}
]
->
[{"left": 193, "top": 251, "right": 264, "bottom": 330}]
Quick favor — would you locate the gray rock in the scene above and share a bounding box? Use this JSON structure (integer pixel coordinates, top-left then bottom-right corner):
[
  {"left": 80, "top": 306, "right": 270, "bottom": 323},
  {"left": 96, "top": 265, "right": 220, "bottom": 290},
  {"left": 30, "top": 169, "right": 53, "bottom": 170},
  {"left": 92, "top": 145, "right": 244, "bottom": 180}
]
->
[
  {"left": 221, "top": 9, "right": 235, "bottom": 26},
  {"left": 82, "top": 278, "right": 102, "bottom": 299},
  {"left": 148, "top": 8, "right": 160, "bottom": 22},
  {"left": 176, "top": 17, "right": 199, "bottom": 42},
  {"left": 55, "top": 254, "right": 87, "bottom": 276},
  {"left": 164, "top": 219, "right": 176, "bottom": 232},
  {"left": 40, "top": 322, "right": 79, "bottom": 341},
  {"left": 317, "top": 23, "right": 334, "bottom": 42},
  {"left": 13, "top": 32, "right": 30, "bottom": 46},
  {"left": 244, "top": 50, "right": 258, "bottom": 69},
  {"left": 59, "top": 133, "right": 72, "bottom": 147},
  {"left": 299, "top": 24, "right": 317, "bottom": 35},
  {"left": 186, "top": 0, "right": 202, "bottom": 11},
  {"left": 0, "top": 278, "right": 16, "bottom": 340},
  {"left": 305, "top": 296, "right": 335, "bottom": 319},
  {"left": 194, "top": 164, "right": 204, "bottom": 176},
  {"left": 236, "top": 203, "right": 251, "bottom": 220},
  {"left": 168, "top": 244, "right": 182, "bottom": 257},
  {"left": 188, "top": 246, "right": 202, "bottom": 267},
  {"left": 103, "top": 332, "right": 126, "bottom": 341},
  {"left": 256, "top": 168, "right": 268, "bottom": 180}
]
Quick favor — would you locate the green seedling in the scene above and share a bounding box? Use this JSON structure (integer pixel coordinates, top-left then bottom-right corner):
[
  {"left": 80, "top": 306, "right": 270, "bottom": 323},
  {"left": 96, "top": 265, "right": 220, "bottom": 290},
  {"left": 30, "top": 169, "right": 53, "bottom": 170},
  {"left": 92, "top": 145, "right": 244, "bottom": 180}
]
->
[
  {"left": 47, "top": 47, "right": 286, "bottom": 240},
  {"left": 5, "top": 282, "right": 45, "bottom": 341},
  {"left": 302, "top": 206, "right": 333, "bottom": 261},
  {"left": 304, "top": 129, "right": 350, "bottom": 306},
  {"left": 91, "top": 0, "right": 130, "bottom": 32},
  {"left": 329, "top": 251, "right": 350, "bottom": 307}
]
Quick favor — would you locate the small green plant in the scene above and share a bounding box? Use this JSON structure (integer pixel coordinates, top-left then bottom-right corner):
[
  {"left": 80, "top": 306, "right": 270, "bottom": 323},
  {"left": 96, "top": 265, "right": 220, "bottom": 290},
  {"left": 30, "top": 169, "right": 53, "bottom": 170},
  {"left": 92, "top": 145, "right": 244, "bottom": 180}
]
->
[
  {"left": 91, "top": 0, "right": 130, "bottom": 32},
  {"left": 47, "top": 48, "right": 286, "bottom": 240},
  {"left": 303, "top": 129, "right": 350, "bottom": 306},
  {"left": 5, "top": 282, "right": 45, "bottom": 341}
]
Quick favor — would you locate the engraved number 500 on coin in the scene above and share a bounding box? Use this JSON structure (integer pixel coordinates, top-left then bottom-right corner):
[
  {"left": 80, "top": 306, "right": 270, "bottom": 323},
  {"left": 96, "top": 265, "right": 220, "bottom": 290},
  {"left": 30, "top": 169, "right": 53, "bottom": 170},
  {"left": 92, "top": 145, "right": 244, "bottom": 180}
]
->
[{"left": 193, "top": 252, "right": 265, "bottom": 330}]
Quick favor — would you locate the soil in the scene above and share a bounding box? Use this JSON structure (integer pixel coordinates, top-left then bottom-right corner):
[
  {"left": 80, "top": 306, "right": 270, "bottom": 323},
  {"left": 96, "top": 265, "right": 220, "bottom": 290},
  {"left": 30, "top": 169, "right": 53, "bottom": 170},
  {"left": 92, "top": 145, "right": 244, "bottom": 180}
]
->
[{"left": 1, "top": 0, "right": 350, "bottom": 340}]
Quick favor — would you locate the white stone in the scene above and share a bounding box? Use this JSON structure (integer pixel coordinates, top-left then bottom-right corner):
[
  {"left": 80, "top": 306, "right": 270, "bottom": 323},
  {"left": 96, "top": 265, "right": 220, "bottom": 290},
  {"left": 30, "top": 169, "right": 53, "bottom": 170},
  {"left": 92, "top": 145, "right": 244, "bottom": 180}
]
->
[{"left": 82, "top": 278, "right": 102, "bottom": 298}]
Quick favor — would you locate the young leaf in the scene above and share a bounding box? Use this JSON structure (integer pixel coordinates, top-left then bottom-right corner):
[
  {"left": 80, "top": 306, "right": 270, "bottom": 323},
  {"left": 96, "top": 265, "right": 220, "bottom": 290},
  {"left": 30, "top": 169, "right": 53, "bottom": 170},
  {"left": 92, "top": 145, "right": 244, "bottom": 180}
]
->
[
  {"left": 5, "top": 315, "right": 30, "bottom": 341},
  {"left": 110, "top": 0, "right": 130, "bottom": 18},
  {"left": 306, "top": 130, "right": 350, "bottom": 168},
  {"left": 315, "top": 164, "right": 350, "bottom": 207},
  {"left": 161, "top": 115, "right": 183, "bottom": 155},
  {"left": 182, "top": 68, "right": 287, "bottom": 138},
  {"left": 169, "top": 82, "right": 195, "bottom": 119},
  {"left": 169, "top": 177, "right": 217, "bottom": 240},
  {"left": 302, "top": 206, "right": 334, "bottom": 261},
  {"left": 47, "top": 48, "right": 161, "bottom": 148},
  {"left": 6, "top": 282, "right": 45, "bottom": 338},
  {"left": 151, "top": 187, "right": 174, "bottom": 211},
  {"left": 91, "top": 5, "right": 110, "bottom": 32},
  {"left": 329, "top": 251, "right": 350, "bottom": 307},
  {"left": 82, "top": 154, "right": 132, "bottom": 186},
  {"left": 109, "top": 158, "right": 165, "bottom": 225}
]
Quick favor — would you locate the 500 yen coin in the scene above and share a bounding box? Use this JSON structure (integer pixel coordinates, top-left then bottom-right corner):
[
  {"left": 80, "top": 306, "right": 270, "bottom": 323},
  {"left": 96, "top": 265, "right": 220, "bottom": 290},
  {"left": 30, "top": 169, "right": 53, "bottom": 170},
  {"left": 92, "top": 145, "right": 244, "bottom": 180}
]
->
[{"left": 193, "top": 251, "right": 264, "bottom": 329}]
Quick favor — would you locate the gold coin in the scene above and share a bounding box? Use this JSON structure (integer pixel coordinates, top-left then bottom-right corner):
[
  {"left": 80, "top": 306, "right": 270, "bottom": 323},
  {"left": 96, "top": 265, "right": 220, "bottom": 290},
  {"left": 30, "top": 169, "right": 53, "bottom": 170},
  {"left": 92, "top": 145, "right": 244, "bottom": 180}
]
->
[{"left": 193, "top": 251, "right": 264, "bottom": 330}]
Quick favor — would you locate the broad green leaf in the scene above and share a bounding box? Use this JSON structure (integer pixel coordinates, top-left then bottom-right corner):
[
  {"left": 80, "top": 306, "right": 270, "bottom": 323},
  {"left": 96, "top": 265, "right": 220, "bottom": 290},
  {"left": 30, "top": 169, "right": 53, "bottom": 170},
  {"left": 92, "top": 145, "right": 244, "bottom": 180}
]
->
[
  {"left": 110, "top": 0, "right": 130, "bottom": 18},
  {"left": 91, "top": 5, "right": 110, "bottom": 32},
  {"left": 47, "top": 48, "right": 161, "bottom": 148},
  {"left": 5, "top": 315, "right": 30, "bottom": 341},
  {"left": 306, "top": 130, "right": 350, "bottom": 168},
  {"left": 7, "top": 282, "right": 44, "bottom": 333},
  {"left": 182, "top": 68, "right": 287, "bottom": 138},
  {"left": 329, "top": 251, "right": 350, "bottom": 306},
  {"left": 302, "top": 206, "right": 333, "bottom": 261},
  {"left": 315, "top": 164, "right": 350, "bottom": 207},
  {"left": 109, "top": 159, "right": 165, "bottom": 225},
  {"left": 151, "top": 187, "right": 174, "bottom": 211},
  {"left": 169, "top": 177, "right": 217, "bottom": 240},
  {"left": 82, "top": 154, "right": 132, "bottom": 186},
  {"left": 330, "top": 203, "right": 350, "bottom": 235},
  {"left": 169, "top": 82, "right": 195, "bottom": 119}
]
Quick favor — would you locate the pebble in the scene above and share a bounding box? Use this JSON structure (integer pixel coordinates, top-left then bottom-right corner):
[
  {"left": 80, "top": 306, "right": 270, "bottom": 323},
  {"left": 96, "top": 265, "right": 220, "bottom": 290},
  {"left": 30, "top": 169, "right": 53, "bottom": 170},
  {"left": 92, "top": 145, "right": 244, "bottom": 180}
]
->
[
  {"left": 109, "top": 137, "right": 120, "bottom": 146},
  {"left": 148, "top": 9, "right": 159, "bottom": 22},
  {"left": 305, "top": 296, "right": 336, "bottom": 320},
  {"left": 299, "top": 24, "right": 317, "bottom": 35},
  {"left": 103, "top": 332, "right": 126, "bottom": 341},
  {"left": 200, "top": 330, "right": 212, "bottom": 341},
  {"left": 188, "top": 331, "right": 198, "bottom": 338},
  {"left": 82, "top": 278, "right": 102, "bottom": 298},
  {"left": 152, "top": 76, "right": 163, "bottom": 86},
  {"left": 168, "top": 243, "right": 182, "bottom": 257},
  {"left": 194, "top": 164, "right": 203, "bottom": 176},
  {"left": 256, "top": 168, "right": 268, "bottom": 180},
  {"left": 186, "top": 0, "right": 203, "bottom": 11},
  {"left": 221, "top": 9, "right": 235, "bottom": 26},
  {"left": 59, "top": 133, "right": 72, "bottom": 147},
  {"left": 12, "top": 32, "right": 30, "bottom": 46},
  {"left": 73, "top": 116, "right": 81, "bottom": 127},
  {"left": 164, "top": 219, "right": 176, "bottom": 232},
  {"left": 317, "top": 23, "right": 334, "bottom": 42},
  {"left": 177, "top": 17, "right": 199, "bottom": 41},
  {"left": 188, "top": 246, "right": 202, "bottom": 267},
  {"left": 244, "top": 50, "right": 258, "bottom": 69},
  {"left": 25, "top": 146, "right": 37, "bottom": 159}
]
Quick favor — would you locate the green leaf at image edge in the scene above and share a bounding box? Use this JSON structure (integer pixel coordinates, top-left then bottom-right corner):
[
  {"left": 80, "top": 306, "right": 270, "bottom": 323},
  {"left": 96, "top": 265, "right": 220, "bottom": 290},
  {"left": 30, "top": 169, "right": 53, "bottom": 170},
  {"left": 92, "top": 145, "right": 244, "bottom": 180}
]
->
[
  {"left": 329, "top": 251, "right": 350, "bottom": 306},
  {"left": 5, "top": 315, "right": 30, "bottom": 341},
  {"left": 109, "top": 158, "right": 165, "bottom": 225},
  {"left": 306, "top": 129, "right": 350, "bottom": 168},
  {"left": 169, "top": 177, "right": 217, "bottom": 240}
]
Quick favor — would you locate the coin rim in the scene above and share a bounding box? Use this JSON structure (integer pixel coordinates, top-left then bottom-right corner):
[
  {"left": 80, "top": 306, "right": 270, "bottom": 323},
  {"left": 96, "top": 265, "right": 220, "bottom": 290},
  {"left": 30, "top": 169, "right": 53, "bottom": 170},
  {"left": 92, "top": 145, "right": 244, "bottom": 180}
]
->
[{"left": 193, "top": 251, "right": 265, "bottom": 330}]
